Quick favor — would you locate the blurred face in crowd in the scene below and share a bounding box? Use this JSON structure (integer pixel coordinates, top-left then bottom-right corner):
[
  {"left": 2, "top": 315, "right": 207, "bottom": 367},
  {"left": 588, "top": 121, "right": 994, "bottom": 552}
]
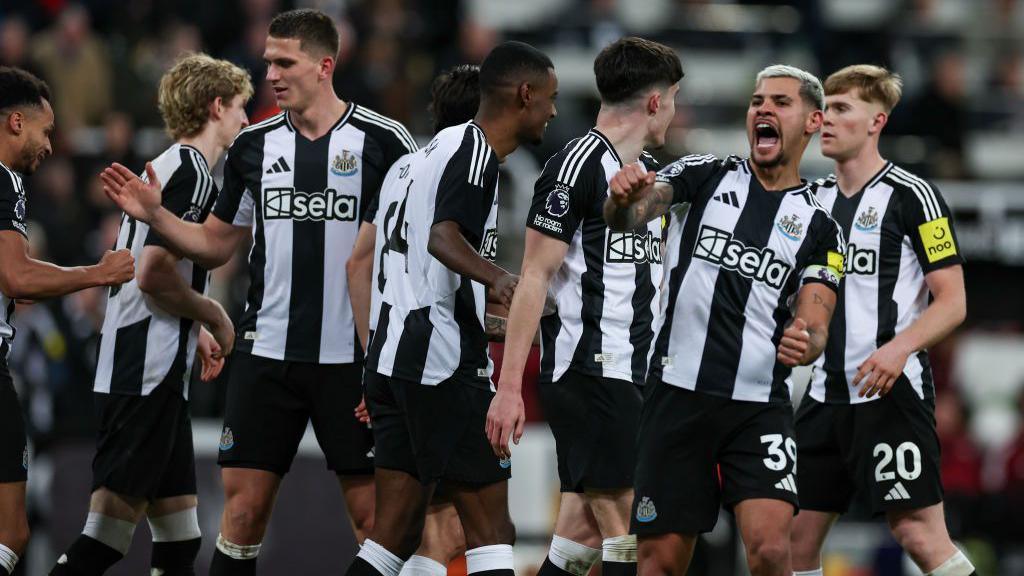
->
[
  {"left": 645, "top": 83, "right": 680, "bottom": 148},
  {"left": 215, "top": 94, "right": 250, "bottom": 147},
  {"left": 264, "top": 35, "right": 334, "bottom": 113},
  {"left": 821, "top": 89, "right": 887, "bottom": 162},
  {"left": 518, "top": 68, "right": 558, "bottom": 145},
  {"left": 747, "top": 76, "right": 822, "bottom": 169},
  {"left": 9, "top": 99, "right": 55, "bottom": 175}
]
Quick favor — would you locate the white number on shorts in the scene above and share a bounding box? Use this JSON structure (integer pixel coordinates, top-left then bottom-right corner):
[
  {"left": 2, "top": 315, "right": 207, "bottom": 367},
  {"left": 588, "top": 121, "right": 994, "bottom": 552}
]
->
[
  {"left": 760, "top": 434, "right": 797, "bottom": 472},
  {"left": 873, "top": 441, "right": 922, "bottom": 482}
]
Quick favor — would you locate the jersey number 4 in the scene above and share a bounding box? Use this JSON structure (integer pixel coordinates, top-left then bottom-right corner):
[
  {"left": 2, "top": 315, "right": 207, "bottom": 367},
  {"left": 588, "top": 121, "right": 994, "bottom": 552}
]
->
[{"left": 377, "top": 178, "right": 412, "bottom": 293}]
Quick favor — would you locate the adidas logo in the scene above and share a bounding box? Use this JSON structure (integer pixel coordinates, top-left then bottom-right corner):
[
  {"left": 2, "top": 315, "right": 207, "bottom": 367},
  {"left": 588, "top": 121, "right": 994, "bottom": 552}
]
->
[
  {"left": 266, "top": 157, "right": 291, "bottom": 174},
  {"left": 714, "top": 190, "right": 740, "bottom": 207},
  {"left": 884, "top": 481, "right": 912, "bottom": 501},
  {"left": 774, "top": 473, "right": 797, "bottom": 494}
]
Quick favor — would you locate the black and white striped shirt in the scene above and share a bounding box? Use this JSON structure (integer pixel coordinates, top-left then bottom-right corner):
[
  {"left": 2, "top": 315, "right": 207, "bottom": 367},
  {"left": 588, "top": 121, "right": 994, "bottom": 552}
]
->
[
  {"left": 212, "top": 104, "right": 416, "bottom": 364},
  {"left": 365, "top": 121, "right": 498, "bottom": 387},
  {"left": 651, "top": 155, "right": 846, "bottom": 403},
  {"left": 94, "top": 144, "right": 215, "bottom": 397},
  {"left": 0, "top": 162, "right": 27, "bottom": 359},
  {"left": 807, "top": 163, "right": 963, "bottom": 404},
  {"left": 527, "top": 129, "right": 662, "bottom": 386}
]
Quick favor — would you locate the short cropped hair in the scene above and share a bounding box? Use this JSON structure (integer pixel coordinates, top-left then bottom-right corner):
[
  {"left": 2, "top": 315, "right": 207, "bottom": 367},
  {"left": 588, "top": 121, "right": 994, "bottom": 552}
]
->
[
  {"left": 824, "top": 64, "right": 903, "bottom": 113},
  {"left": 429, "top": 65, "right": 480, "bottom": 134},
  {"left": 479, "top": 41, "right": 554, "bottom": 97},
  {"left": 158, "top": 53, "right": 254, "bottom": 140},
  {"left": 756, "top": 64, "right": 824, "bottom": 111},
  {"left": 594, "top": 37, "right": 683, "bottom": 104},
  {"left": 0, "top": 66, "right": 51, "bottom": 113},
  {"left": 269, "top": 8, "right": 340, "bottom": 58}
]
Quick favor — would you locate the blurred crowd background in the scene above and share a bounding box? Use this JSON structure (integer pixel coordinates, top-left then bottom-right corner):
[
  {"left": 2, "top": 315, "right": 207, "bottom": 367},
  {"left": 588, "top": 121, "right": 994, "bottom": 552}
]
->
[{"left": 3, "top": 0, "right": 1024, "bottom": 574}]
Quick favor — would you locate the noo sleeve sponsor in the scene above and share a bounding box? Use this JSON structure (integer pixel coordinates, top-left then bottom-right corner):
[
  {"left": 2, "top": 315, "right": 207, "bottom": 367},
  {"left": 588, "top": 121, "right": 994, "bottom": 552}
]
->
[{"left": 902, "top": 181, "right": 963, "bottom": 273}]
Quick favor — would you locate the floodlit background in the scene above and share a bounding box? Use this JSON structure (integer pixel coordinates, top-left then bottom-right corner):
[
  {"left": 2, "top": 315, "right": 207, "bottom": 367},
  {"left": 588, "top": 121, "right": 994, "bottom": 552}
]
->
[{"left": 3, "top": 0, "right": 1024, "bottom": 574}]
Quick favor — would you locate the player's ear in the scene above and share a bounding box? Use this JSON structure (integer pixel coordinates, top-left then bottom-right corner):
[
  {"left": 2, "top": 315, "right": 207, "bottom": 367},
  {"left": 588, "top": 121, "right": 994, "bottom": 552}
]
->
[
  {"left": 5, "top": 110, "right": 23, "bottom": 136},
  {"left": 209, "top": 96, "right": 224, "bottom": 121},
  {"left": 806, "top": 108, "right": 823, "bottom": 135},
  {"left": 647, "top": 90, "right": 661, "bottom": 117},
  {"left": 870, "top": 111, "right": 888, "bottom": 135},
  {"left": 319, "top": 55, "right": 336, "bottom": 80},
  {"left": 518, "top": 81, "right": 532, "bottom": 109}
]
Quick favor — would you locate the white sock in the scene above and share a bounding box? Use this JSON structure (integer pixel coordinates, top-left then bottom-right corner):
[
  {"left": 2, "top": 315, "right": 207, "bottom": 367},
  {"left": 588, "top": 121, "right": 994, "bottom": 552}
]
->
[
  {"left": 356, "top": 538, "right": 404, "bottom": 576},
  {"left": 215, "top": 533, "right": 261, "bottom": 560},
  {"left": 148, "top": 507, "right": 201, "bottom": 542},
  {"left": 602, "top": 535, "right": 637, "bottom": 563},
  {"left": 548, "top": 534, "right": 600, "bottom": 576},
  {"left": 0, "top": 543, "right": 18, "bottom": 574},
  {"left": 929, "top": 550, "right": 975, "bottom": 576},
  {"left": 465, "top": 544, "right": 514, "bottom": 574},
  {"left": 83, "top": 512, "right": 137, "bottom": 555},
  {"left": 398, "top": 555, "right": 446, "bottom": 576},
  {"left": 793, "top": 569, "right": 823, "bottom": 576}
]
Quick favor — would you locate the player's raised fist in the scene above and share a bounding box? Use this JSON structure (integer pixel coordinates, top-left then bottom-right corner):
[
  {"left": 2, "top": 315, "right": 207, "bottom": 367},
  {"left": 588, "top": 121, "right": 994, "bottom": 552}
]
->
[
  {"left": 777, "top": 317, "right": 810, "bottom": 367},
  {"left": 98, "top": 249, "right": 135, "bottom": 285},
  {"left": 489, "top": 273, "right": 519, "bottom": 308},
  {"left": 100, "top": 162, "right": 163, "bottom": 223},
  {"left": 608, "top": 164, "right": 656, "bottom": 208}
]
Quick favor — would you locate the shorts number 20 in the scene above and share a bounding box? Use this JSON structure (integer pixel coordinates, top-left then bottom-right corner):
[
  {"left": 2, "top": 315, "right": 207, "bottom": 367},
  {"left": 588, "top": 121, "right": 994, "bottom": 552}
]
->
[{"left": 873, "top": 441, "right": 922, "bottom": 482}]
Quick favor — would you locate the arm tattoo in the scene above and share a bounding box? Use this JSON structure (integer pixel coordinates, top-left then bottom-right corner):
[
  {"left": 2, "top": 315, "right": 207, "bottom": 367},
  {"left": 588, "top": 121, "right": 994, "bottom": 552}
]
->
[
  {"left": 812, "top": 292, "right": 834, "bottom": 314},
  {"left": 606, "top": 183, "right": 674, "bottom": 231},
  {"left": 485, "top": 313, "right": 507, "bottom": 341}
]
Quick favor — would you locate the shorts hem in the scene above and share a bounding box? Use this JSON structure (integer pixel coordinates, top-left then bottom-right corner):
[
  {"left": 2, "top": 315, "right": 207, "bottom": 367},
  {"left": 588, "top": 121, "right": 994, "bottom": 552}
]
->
[
  {"left": 723, "top": 490, "right": 799, "bottom": 514},
  {"left": 217, "top": 459, "right": 288, "bottom": 477},
  {"left": 329, "top": 465, "right": 374, "bottom": 477}
]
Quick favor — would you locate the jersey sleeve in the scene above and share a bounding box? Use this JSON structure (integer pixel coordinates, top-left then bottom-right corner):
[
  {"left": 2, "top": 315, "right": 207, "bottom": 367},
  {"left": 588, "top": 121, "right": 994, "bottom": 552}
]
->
[
  {"left": 145, "top": 158, "right": 215, "bottom": 249},
  {"left": 655, "top": 154, "right": 721, "bottom": 204},
  {"left": 0, "top": 169, "right": 27, "bottom": 238},
  {"left": 432, "top": 134, "right": 497, "bottom": 245},
  {"left": 212, "top": 140, "right": 254, "bottom": 227},
  {"left": 900, "top": 179, "right": 963, "bottom": 273},
  {"left": 800, "top": 210, "right": 846, "bottom": 293},
  {"left": 525, "top": 150, "right": 597, "bottom": 244}
]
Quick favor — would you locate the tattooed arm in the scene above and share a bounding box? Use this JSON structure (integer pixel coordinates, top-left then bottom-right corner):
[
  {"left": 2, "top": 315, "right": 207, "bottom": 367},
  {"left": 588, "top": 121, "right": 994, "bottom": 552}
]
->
[
  {"left": 777, "top": 284, "right": 837, "bottom": 367},
  {"left": 485, "top": 311, "right": 508, "bottom": 341},
  {"left": 603, "top": 164, "right": 675, "bottom": 231}
]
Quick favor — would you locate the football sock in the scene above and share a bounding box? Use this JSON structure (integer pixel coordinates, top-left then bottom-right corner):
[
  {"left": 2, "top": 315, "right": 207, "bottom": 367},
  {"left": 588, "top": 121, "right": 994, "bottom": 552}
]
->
[
  {"left": 0, "top": 544, "right": 18, "bottom": 576},
  {"left": 465, "top": 544, "right": 514, "bottom": 576},
  {"left": 793, "top": 569, "right": 823, "bottom": 576},
  {"left": 601, "top": 535, "right": 637, "bottom": 576},
  {"left": 208, "top": 534, "right": 259, "bottom": 576},
  {"left": 397, "top": 555, "right": 447, "bottom": 576},
  {"left": 350, "top": 539, "right": 403, "bottom": 576},
  {"left": 149, "top": 507, "right": 202, "bottom": 575},
  {"left": 539, "top": 535, "right": 600, "bottom": 576},
  {"left": 928, "top": 550, "right": 976, "bottom": 576}
]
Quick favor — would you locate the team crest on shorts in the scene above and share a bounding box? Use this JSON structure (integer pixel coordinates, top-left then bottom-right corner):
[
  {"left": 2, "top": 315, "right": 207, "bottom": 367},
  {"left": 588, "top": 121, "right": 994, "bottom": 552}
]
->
[
  {"left": 219, "top": 427, "right": 235, "bottom": 451},
  {"left": 21, "top": 446, "right": 28, "bottom": 470},
  {"left": 855, "top": 206, "right": 879, "bottom": 231},
  {"left": 498, "top": 457, "right": 512, "bottom": 469},
  {"left": 776, "top": 214, "right": 803, "bottom": 241},
  {"left": 635, "top": 496, "right": 657, "bottom": 522},
  {"left": 331, "top": 150, "right": 359, "bottom": 176}
]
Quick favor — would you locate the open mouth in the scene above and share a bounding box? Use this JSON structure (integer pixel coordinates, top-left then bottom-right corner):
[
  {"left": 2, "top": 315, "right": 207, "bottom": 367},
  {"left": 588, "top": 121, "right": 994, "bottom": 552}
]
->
[{"left": 755, "top": 121, "right": 779, "bottom": 151}]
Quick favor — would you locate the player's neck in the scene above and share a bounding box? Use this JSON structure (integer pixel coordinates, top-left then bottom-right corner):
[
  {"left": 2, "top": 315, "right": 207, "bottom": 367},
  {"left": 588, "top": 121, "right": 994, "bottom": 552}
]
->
[
  {"left": 0, "top": 143, "right": 18, "bottom": 172},
  {"left": 833, "top": 145, "right": 887, "bottom": 198},
  {"left": 750, "top": 161, "right": 802, "bottom": 192},
  {"left": 179, "top": 127, "right": 225, "bottom": 170},
  {"left": 473, "top": 110, "right": 520, "bottom": 161},
  {"left": 595, "top": 109, "right": 647, "bottom": 165},
  {"left": 288, "top": 92, "right": 347, "bottom": 140}
]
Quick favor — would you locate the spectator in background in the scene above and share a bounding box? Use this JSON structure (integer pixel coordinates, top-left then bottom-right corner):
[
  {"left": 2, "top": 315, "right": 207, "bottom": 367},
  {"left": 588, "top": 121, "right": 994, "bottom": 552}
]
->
[
  {"left": 30, "top": 4, "right": 113, "bottom": 131},
  {"left": 935, "top": 391, "right": 984, "bottom": 537},
  {"left": 0, "top": 17, "right": 40, "bottom": 78},
  {"left": 905, "top": 50, "right": 969, "bottom": 179},
  {"left": 996, "top": 389, "right": 1024, "bottom": 543}
]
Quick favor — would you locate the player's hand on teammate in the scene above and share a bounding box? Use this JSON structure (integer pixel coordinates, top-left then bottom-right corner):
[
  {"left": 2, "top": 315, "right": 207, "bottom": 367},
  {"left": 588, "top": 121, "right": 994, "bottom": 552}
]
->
[
  {"left": 354, "top": 396, "right": 370, "bottom": 424},
  {"left": 777, "top": 317, "right": 810, "bottom": 367},
  {"left": 486, "top": 388, "right": 525, "bottom": 460},
  {"left": 489, "top": 273, "right": 519, "bottom": 308},
  {"left": 853, "top": 340, "right": 910, "bottom": 398},
  {"left": 97, "top": 249, "right": 135, "bottom": 286},
  {"left": 197, "top": 327, "right": 226, "bottom": 382},
  {"left": 608, "top": 164, "right": 656, "bottom": 208},
  {"left": 100, "top": 162, "right": 164, "bottom": 223},
  {"left": 207, "top": 299, "right": 236, "bottom": 357}
]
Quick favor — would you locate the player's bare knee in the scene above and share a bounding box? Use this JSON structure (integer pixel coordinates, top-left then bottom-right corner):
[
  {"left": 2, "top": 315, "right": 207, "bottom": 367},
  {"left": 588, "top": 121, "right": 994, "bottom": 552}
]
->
[
  {"left": 889, "top": 518, "right": 936, "bottom": 561},
  {"left": 745, "top": 537, "right": 789, "bottom": 575},
  {"left": 224, "top": 496, "right": 272, "bottom": 539},
  {"left": 0, "top": 522, "right": 29, "bottom": 555}
]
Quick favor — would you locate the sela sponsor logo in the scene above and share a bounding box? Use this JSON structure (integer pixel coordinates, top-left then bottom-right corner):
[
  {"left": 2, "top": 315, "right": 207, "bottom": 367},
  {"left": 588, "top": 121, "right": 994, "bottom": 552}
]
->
[
  {"left": 776, "top": 213, "right": 803, "bottom": 241},
  {"left": 264, "top": 188, "right": 358, "bottom": 221},
  {"left": 693, "top": 225, "right": 792, "bottom": 289},
  {"left": 606, "top": 230, "right": 663, "bottom": 264},
  {"left": 480, "top": 228, "right": 498, "bottom": 261},
  {"left": 845, "top": 243, "right": 877, "bottom": 275},
  {"left": 635, "top": 496, "right": 658, "bottom": 522},
  {"left": 532, "top": 214, "right": 563, "bottom": 235},
  {"left": 331, "top": 150, "right": 359, "bottom": 176},
  {"left": 855, "top": 206, "right": 879, "bottom": 231},
  {"left": 545, "top": 183, "right": 571, "bottom": 217},
  {"left": 918, "top": 217, "right": 957, "bottom": 263}
]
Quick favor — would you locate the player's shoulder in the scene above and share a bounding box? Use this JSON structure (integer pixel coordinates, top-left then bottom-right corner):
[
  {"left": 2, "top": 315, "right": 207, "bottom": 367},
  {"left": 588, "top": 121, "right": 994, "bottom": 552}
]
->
[
  {"left": 640, "top": 150, "right": 659, "bottom": 171},
  {"left": 881, "top": 163, "right": 947, "bottom": 218},
  {"left": 348, "top": 103, "right": 418, "bottom": 153},
  {"left": 0, "top": 162, "right": 23, "bottom": 199},
  {"left": 228, "top": 111, "right": 289, "bottom": 153},
  {"left": 540, "top": 130, "right": 611, "bottom": 186},
  {"left": 809, "top": 173, "right": 837, "bottom": 193},
  {"left": 657, "top": 152, "right": 732, "bottom": 180}
]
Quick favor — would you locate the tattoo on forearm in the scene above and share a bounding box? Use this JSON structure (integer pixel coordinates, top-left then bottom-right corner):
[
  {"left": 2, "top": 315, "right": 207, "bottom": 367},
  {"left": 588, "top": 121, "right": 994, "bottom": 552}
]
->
[
  {"left": 812, "top": 292, "right": 834, "bottom": 314},
  {"left": 485, "top": 314, "right": 507, "bottom": 341},
  {"left": 608, "top": 183, "right": 673, "bottom": 230}
]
